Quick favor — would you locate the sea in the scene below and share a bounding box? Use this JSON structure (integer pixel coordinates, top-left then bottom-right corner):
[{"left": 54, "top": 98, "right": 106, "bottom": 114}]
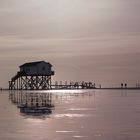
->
[{"left": 0, "top": 89, "right": 140, "bottom": 140}]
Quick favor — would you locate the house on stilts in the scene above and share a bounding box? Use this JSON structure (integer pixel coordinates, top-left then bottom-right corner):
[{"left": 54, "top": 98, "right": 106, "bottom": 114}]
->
[{"left": 9, "top": 61, "right": 54, "bottom": 90}]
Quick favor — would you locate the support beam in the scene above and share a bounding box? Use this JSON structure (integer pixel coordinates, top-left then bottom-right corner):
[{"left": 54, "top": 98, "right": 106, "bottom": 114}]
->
[{"left": 9, "top": 75, "right": 52, "bottom": 90}]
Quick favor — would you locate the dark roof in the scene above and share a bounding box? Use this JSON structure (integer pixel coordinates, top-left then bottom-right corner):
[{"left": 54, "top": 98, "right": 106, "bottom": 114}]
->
[{"left": 19, "top": 61, "right": 52, "bottom": 67}]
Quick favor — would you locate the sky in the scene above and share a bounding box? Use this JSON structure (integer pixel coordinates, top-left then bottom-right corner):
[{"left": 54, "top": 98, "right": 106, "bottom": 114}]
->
[{"left": 0, "top": 0, "right": 140, "bottom": 88}]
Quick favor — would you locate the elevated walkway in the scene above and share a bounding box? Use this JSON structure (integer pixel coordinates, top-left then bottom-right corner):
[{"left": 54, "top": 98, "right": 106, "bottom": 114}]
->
[{"left": 11, "top": 72, "right": 26, "bottom": 81}]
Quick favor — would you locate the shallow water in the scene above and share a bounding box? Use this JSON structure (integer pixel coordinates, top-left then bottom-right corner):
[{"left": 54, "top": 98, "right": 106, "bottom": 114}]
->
[{"left": 0, "top": 89, "right": 140, "bottom": 140}]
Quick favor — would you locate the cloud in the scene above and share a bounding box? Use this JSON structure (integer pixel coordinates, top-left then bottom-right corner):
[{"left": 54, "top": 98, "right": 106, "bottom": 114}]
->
[
  {"left": 0, "top": 0, "right": 140, "bottom": 39},
  {"left": 0, "top": 0, "right": 140, "bottom": 87}
]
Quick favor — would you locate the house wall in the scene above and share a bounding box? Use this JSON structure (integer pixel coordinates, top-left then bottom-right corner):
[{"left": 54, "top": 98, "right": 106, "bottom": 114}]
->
[
  {"left": 37, "top": 62, "right": 52, "bottom": 75},
  {"left": 20, "top": 62, "right": 52, "bottom": 75},
  {"left": 20, "top": 66, "right": 37, "bottom": 75}
]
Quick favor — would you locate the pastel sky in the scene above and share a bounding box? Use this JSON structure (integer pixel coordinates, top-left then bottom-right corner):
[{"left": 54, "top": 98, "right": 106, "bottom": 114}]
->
[{"left": 0, "top": 0, "right": 140, "bottom": 88}]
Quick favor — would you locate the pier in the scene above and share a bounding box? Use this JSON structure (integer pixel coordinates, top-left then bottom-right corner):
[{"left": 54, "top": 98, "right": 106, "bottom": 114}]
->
[
  {"left": 51, "top": 81, "right": 96, "bottom": 89},
  {"left": 9, "top": 61, "right": 96, "bottom": 90}
]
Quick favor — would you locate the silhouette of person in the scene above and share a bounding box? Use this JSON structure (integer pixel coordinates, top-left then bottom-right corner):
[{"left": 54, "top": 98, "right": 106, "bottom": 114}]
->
[
  {"left": 125, "top": 83, "right": 127, "bottom": 88},
  {"left": 121, "top": 83, "right": 123, "bottom": 88}
]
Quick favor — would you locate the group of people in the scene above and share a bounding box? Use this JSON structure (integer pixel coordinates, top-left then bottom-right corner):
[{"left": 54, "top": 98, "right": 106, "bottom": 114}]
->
[{"left": 121, "top": 83, "right": 127, "bottom": 88}]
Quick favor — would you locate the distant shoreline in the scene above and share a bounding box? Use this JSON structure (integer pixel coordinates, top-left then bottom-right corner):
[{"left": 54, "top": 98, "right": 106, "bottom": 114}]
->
[{"left": 1, "top": 87, "right": 140, "bottom": 91}]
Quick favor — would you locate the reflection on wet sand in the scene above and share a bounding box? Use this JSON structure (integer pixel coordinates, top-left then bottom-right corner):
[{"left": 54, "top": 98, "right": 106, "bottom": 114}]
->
[
  {"left": 9, "top": 91, "right": 54, "bottom": 117},
  {"left": 2, "top": 90, "right": 140, "bottom": 140},
  {"left": 9, "top": 90, "right": 128, "bottom": 120},
  {"left": 9, "top": 90, "right": 93, "bottom": 118}
]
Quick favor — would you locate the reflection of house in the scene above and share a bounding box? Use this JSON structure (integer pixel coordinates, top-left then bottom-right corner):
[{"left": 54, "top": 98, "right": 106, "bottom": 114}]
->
[
  {"left": 9, "top": 92, "right": 54, "bottom": 116},
  {"left": 20, "top": 61, "right": 54, "bottom": 76}
]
